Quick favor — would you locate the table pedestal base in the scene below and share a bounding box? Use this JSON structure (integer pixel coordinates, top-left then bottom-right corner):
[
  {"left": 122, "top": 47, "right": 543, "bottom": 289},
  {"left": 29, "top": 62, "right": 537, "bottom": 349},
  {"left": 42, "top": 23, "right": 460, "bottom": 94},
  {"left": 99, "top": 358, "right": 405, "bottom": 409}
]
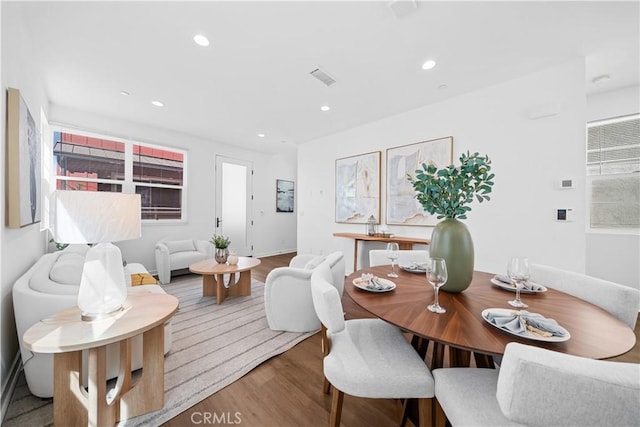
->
[
  {"left": 53, "top": 324, "right": 165, "bottom": 426},
  {"left": 202, "top": 271, "right": 252, "bottom": 304}
]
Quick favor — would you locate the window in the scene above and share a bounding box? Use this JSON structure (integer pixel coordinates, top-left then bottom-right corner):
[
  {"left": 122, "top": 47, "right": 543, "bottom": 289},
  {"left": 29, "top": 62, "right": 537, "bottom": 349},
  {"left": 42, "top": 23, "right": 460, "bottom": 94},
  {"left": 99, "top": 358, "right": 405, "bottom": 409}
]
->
[
  {"left": 586, "top": 115, "right": 639, "bottom": 230},
  {"left": 53, "top": 128, "right": 186, "bottom": 221}
]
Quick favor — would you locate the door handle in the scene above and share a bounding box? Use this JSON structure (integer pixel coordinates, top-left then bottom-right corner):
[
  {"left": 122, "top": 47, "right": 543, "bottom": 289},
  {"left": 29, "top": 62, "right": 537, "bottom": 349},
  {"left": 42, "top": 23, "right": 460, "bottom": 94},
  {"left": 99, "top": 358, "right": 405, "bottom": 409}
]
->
[{"left": 216, "top": 217, "right": 221, "bottom": 228}]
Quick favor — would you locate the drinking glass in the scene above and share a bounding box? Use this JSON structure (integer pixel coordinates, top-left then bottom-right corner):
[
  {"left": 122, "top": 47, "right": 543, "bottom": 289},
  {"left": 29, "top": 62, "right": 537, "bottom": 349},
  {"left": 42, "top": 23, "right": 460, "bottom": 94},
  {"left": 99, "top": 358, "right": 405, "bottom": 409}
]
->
[
  {"left": 427, "top": 258, "right": 447, "bottom": 313},
  {"left": 386, "top": 242, "right": 400, "bottom": 278},
  {"left": 507, "top": 256, "right": 530, "bottom": 308}
]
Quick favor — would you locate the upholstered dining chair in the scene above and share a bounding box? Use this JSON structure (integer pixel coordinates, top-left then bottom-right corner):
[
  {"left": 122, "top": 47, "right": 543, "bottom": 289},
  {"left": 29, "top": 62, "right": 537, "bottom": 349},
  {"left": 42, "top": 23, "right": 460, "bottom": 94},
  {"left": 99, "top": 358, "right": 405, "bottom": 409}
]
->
[
  {"left": 310, "top": 263, "right": 435, "bottom": 427},
  {"left": 433, "top": 342, "right": 640, "bottom": 427},
  {"left": 369, "top": 249, "right": 429, "bottom": 268},
  {"left": 530, "top": 264, "right": 639, "bottom": 329}
]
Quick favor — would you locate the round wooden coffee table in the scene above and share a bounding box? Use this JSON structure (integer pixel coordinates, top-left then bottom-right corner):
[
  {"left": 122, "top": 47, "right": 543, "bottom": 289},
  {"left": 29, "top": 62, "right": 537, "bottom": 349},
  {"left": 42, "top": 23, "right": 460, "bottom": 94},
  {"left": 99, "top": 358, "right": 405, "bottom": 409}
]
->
[{"left": 189, "top": 256, "right": 261, "bottom": 304}]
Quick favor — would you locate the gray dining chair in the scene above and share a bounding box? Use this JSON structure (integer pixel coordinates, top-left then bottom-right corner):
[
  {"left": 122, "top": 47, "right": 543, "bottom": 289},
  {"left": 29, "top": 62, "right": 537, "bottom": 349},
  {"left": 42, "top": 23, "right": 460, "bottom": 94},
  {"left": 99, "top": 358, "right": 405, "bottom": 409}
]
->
[
  {"left": 530, "top": 264, "right": 639, "bottom": 329},
  {"left": 310, "top": 263, "right": 435, "bottom": 427},
  {"left": 433, "top": 342, "right": 640, "bottom": 427},
  {"left": 369, "top": 249, "right": 429, "bottom": 267}
]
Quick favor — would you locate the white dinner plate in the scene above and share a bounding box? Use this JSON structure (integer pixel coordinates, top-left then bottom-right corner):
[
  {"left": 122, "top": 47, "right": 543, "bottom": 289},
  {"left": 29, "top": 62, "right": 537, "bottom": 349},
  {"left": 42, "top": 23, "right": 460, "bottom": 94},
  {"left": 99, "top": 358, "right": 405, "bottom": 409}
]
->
[
  {"left": 490, "top": 278, "right": 547, "bottom": 294},
  {"left": 481, "top": 308, "right": 570, "bottom": 342},
  {"left": 400, "top": 264, "right": 427, "bottom": 274},
  {"left": 352, "top": 277, "right": 396, "bottom": 293}
]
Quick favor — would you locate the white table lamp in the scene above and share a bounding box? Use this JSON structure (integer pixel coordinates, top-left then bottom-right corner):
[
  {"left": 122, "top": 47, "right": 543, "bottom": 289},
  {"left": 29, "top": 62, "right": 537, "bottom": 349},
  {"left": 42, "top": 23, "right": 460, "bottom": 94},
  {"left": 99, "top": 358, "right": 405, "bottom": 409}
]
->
[{"left": 51, "top": 190, "right": 141, "bottom": 320}]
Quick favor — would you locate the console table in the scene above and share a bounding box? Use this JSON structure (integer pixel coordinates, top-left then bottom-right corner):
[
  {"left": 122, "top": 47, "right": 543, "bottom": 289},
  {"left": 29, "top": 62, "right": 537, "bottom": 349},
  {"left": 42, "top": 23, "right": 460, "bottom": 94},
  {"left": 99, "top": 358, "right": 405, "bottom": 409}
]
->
[
  {"left": 23, "top": 293, "right": 178, "bottom": 427},
  {"left": 333, "top": 232, "right": 430, "bottom": 271}
]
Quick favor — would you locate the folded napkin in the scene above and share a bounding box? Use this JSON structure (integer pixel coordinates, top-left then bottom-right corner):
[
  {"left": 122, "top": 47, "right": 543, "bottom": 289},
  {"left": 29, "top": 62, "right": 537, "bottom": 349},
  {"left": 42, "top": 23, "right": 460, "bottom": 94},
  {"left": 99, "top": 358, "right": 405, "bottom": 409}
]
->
[
  {"left": 494, "top": 274, "right": 545, "bottom": 292},
  {"left": 485, "top": 310, "right": 567, "bottom": 337}
]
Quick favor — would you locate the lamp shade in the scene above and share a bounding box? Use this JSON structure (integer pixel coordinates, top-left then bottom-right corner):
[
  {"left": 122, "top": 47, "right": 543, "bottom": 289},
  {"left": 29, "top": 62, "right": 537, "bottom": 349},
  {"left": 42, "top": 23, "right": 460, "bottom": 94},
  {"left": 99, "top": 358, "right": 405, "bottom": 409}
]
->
[{"left": 51, "top": 190, "right": 141, "bottom": 244}]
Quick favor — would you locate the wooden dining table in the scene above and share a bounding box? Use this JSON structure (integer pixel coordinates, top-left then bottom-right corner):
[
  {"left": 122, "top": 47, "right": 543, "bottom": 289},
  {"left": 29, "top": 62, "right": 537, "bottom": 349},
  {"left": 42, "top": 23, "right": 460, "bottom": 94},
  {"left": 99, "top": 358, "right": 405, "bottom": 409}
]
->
[{"left": 345, "top": 266, "right": 636, "bottom": 368}]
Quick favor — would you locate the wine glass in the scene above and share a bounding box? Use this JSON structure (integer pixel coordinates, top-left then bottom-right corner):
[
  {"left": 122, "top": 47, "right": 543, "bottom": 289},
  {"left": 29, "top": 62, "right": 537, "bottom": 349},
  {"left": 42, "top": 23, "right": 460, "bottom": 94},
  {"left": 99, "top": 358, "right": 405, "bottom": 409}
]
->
[
  {"left": 386, "top": 242, "right": 400, "bottom": 278},
  {"left": 427, "top": 258, "right": 448, "bottom": 313},
  {"left": 507, "top": 256, "right": 530, "bottom": 308}
]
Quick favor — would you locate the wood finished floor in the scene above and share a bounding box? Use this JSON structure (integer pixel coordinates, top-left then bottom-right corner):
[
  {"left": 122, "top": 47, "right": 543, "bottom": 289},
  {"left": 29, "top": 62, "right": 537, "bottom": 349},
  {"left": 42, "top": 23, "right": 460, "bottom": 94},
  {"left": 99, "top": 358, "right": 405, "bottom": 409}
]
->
[{"left": 162, "top": 252, "right": 640, "bottom": 427}]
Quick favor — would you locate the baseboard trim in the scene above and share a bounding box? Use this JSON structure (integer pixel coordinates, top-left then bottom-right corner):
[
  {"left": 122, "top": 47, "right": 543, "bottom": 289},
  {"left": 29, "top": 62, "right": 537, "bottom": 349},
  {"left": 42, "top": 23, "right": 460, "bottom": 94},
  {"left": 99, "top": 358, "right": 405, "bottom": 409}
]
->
[{"left": 1, "top": 353, "right": 22, "bottom": 424}]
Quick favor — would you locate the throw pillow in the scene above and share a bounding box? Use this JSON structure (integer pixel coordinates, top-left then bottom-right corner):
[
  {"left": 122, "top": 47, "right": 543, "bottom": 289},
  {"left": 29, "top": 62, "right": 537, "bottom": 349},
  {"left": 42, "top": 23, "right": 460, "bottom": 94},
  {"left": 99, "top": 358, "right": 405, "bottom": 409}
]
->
[
  {"left": 131, "top": 273, "right": 158, "bottom": 286},
  {"left": 304, "top": 255, "right": 326, "bottom": 270},
  {"left": 165, "top": 239, "right": 195, "bottom": 254},
  {"left": 49, "top": 253, "right": 85, "bottom": 285}
]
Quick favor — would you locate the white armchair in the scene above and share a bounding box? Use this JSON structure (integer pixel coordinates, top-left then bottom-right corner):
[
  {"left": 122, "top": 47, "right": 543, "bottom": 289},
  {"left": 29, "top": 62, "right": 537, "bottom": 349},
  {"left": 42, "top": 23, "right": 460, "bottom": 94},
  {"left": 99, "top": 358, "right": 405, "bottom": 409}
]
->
[
  {"left": 264, "top": 251, "right": 345, "bottom": 332},
  {"left": 433, "top": 342, "right": 640, "bottom": 426},
  {"left": 155, "top": 238, "right": 213, "bottom": 284}
]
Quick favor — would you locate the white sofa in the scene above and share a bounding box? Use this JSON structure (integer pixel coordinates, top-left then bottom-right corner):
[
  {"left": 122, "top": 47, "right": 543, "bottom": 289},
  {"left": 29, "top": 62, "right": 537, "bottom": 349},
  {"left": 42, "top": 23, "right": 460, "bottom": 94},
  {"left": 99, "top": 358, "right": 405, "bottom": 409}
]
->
[
  {"left": 13, "top": 245, "right": 173, "bottom": 398},
  {"left": 264, "top": 251, "right": 345, "bottom": 332},
  {"left": 155, "top": 238, "right": 213, "bottom": 284}
]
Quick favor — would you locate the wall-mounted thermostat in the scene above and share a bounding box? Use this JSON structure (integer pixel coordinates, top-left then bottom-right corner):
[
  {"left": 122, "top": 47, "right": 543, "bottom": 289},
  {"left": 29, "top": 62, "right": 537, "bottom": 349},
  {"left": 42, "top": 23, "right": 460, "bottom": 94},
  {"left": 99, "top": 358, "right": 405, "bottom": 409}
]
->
[
  {"left": 559, "top": 179, "right": 574, "bottom": 189},
  {"left": 556, "top": 208, "right": 574, "bottom": 221}
]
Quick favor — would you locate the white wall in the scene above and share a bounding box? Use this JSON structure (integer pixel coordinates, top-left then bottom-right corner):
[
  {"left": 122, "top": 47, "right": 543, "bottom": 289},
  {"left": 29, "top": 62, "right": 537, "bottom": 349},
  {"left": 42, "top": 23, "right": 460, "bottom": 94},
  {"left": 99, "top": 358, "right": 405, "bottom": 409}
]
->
[
  {"left": 298, "top": 59, "right": 587, "bottom": 276},
  {"left": 50, "top": 105, "right": 298, "bottom": 269},
  {"left": 1, "top": 2, "right": 50, "bottom": 401},
  {"left": 585, "top": 86, "right": 640, "bottom": 289}
]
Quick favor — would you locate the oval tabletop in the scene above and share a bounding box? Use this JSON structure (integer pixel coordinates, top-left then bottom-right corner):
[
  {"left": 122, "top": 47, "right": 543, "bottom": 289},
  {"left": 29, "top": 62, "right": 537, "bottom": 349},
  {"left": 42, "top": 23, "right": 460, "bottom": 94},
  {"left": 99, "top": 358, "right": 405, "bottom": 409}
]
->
[
  {"left": 23, "top": 293, "right": 179, "bottom": 353},
  {"left": 345, "top": 267, "right": 636, "bottom": 360},
  {"left": 189, "top": 256, "right": 261, "bottom": 275}
]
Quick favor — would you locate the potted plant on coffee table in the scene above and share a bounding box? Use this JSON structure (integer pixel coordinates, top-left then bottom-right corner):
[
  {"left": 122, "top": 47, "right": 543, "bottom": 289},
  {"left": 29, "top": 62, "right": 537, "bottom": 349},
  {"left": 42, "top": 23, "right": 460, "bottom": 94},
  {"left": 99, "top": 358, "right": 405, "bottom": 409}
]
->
[
  {"left": 407, "top": 151, "right": 495, "bottom": 292},
  {"left": 211, "top": 234, "right": 231, "bottom": 264}
]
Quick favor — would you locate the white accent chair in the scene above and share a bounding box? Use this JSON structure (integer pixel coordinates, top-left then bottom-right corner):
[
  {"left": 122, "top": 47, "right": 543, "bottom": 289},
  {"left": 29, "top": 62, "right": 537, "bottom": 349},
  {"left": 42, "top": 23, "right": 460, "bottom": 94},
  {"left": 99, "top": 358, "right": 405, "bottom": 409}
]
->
[
  {"left": 369, "top": 249, "right": 429, "bottom": 267},
  {"left": 433, "top": 342, "right": 640, "bottom": 427},
  {"left": 530, "top": 264, "right": 639, "bottom": 329},
  {"left": 155, "top": 238, "right": 213, "bottom": 284},
  {"left": 310, "top": 263, "right": 435, "bottom": 427},
  {"left": 264, "top": 251, "right": 345, "bottom": 332}
]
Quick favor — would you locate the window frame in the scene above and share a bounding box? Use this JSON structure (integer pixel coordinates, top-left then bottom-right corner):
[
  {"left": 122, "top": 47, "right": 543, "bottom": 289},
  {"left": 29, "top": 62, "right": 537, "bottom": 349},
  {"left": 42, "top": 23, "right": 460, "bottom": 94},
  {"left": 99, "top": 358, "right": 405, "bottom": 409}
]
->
[
  {"left": 586, "top": 114, "right": 640, "bottom": 235},
  {"left": 51, "top": 125, "right": 188, "bottom": 223}
]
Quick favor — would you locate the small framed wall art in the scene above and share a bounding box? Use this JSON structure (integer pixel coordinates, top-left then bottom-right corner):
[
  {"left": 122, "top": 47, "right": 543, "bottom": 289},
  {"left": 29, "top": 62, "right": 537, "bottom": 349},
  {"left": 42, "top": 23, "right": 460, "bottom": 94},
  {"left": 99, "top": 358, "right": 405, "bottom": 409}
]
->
[
  {"left": 276, "top": 179, "right": 295, "bottom": 212},
  {"left": 6, "top": 87, "right": 41, "bottom": 228},
  {"left": 335, "top": 151, "right": 381, "bottom": 224},
  {"left": 386, "top": 136, "right": 453, "bottom": 226}
]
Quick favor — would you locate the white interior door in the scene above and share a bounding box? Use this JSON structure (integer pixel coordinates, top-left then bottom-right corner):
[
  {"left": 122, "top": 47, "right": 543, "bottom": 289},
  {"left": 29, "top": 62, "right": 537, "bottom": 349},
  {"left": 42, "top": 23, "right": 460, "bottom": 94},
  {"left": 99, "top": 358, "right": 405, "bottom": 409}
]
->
[{"left": 215, "top": 156, "right": 253, "bottom": 256}]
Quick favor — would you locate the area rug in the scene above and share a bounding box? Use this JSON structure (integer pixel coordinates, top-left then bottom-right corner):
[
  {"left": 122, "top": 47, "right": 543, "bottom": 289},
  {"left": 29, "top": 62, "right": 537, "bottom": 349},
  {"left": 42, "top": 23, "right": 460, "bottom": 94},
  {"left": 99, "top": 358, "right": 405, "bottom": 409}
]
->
[{"left": 3, "top": 277, "right": 316, "bottom": 427}]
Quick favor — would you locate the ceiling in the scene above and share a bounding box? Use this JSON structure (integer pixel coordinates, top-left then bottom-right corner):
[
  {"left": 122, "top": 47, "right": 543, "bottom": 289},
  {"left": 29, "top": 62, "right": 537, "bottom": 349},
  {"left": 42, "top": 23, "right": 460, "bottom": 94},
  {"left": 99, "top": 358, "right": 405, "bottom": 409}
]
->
[{"left": 12, "top": 1, "right": 640, "bottom": 154}]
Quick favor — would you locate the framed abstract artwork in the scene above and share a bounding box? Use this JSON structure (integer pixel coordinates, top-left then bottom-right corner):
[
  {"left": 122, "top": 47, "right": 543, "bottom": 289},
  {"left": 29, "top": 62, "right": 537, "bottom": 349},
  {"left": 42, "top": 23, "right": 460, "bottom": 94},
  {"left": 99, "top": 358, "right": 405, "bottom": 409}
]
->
[
  {"left": 276, "top": 179, "right": 295, "bottom": 212},
  {"left": 386, "top": 136, "right": 453, "bottom": 226},
  {"left": 6, "top": 87, "right": 41, "bottom": 228},
  {"left": 335, "top": 151, "right": 381, "bottom": 224}
]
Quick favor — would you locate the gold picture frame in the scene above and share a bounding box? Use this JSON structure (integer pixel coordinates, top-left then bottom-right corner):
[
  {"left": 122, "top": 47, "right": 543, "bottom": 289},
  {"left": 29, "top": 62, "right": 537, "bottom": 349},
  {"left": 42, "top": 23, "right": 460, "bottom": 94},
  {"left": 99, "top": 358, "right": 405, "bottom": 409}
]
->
[
  {"left": 386, "top": 136, "right": 453, "bottom": 226},
  {"left": 335, "top": 151, "right": 381, "bottom": 224},
  {"left": 6, "top": 87, "right": 41, "bottom": 228}
]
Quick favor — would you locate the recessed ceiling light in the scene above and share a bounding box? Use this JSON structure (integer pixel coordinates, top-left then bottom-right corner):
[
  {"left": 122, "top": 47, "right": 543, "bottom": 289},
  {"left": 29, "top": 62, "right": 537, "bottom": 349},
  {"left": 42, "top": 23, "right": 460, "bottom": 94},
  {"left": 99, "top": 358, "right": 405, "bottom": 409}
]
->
[
  {"left": 120, "top": 90, "right": 130, "bottom": 96},
  {"left": 320, "top": 105, "right": 331, "bottom": 112},
  {"left": 151, "top": 100, "right": 164, "bottom": 107},
  {"left": 193, "top": 34, "right": 210, "bottom": 47},
  {"left": 592, "top": 74, "right": 611, "bottom": 84},
  {"left": 438, "top": 84, "right": 448, "bottom": 90},
  {"left": 258, "top": 133, "right": 265, "bottom": 138},
  {"left": 421, "top": 59, "right": 437, "bottom": 70}
]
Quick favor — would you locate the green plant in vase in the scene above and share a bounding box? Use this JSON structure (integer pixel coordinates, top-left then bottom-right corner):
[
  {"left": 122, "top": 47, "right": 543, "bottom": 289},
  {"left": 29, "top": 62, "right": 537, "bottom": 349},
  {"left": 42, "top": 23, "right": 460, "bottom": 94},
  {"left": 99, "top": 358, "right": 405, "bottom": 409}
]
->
[
  {"left": 211, "top": 234, "right": 231, "bottom": 263},
  {"left": 408, "top": 151, "right": 494, "bottom": 292}
]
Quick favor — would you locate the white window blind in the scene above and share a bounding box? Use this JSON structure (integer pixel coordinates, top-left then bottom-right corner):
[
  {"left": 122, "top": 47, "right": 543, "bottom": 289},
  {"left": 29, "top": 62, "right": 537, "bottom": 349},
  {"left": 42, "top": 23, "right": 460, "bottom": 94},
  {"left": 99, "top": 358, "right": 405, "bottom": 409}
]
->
[{"left": 586, "top": 115, "right": 640, "bottom": 230}]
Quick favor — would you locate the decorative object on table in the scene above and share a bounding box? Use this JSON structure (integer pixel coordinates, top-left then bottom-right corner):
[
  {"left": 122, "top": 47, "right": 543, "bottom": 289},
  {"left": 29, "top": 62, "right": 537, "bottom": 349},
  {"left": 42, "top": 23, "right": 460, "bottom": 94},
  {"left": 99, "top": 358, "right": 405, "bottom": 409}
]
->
[
  {"left": 408, "top": 151, "right": 494, "bottom": 293},
  {"left": 366, "top": 215, "right": 377, "bottom": 236},
  {"left": 211, "top": 234, "right": 231, "bottom": 263},
  {"left": 385, "top": 242, "right": 400, "bottom": 278},
  {"left": 335, "top": 151, "right": 381, "bottom": 223},
  {"left": 227, "top": 251, "right": 239, "bottom": 265},
  {"left": 50, "top": 190, "right": 141, "bottom": 320},
  {"left": 386, "top": 136, "right": 453, "bottom": 226},
  {"left": 276, "top": 179, "right": 294, "bottom": 212},
  {"left": 507, "top": 256, "right": 530, "bottom": 308},
  {"left": 491, "top": 274, "right": 547, "bottom": 293},
  {"left": 6, "top": 87, "right": 41, "bottom": 228},
  {"left": 427, "top": 258, "right": 448, "bottom": 313},
  {"left": 352, "top": 274, "right": 396, "bottom": 292}
]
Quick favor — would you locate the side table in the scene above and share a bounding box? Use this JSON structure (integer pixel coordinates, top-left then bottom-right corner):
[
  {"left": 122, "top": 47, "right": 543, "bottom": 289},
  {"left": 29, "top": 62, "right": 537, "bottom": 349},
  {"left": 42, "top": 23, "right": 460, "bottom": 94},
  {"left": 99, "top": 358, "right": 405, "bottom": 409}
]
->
[{"left": 23, "top": 293, "right": 178, "bottom": 427}]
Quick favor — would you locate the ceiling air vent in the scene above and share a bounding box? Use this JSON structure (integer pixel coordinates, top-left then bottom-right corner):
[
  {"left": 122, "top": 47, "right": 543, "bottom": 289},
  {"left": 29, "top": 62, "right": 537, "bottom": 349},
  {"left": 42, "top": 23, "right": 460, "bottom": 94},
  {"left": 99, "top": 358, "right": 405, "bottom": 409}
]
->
[{"left": 310, "top": 68, "right": 336, "bottom": 87}]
